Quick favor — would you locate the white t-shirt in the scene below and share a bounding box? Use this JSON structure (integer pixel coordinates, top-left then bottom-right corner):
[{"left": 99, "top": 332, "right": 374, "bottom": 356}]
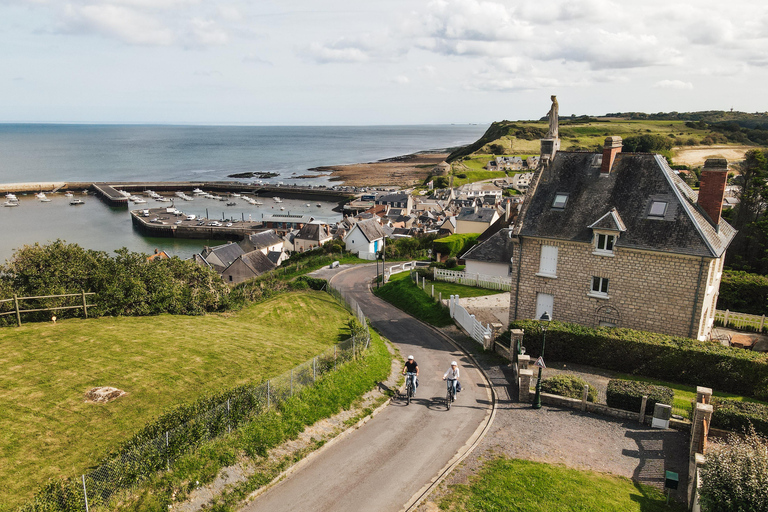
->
[{"left": 443, "top": 366, "right": 460, "bottom": 380}]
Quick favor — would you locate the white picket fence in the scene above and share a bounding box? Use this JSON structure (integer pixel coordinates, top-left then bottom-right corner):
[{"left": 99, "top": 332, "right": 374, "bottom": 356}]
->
[
  {"left": 384, "top": 261, "right": 417, "bottom": 283},
  {"left": 715, "top": 309, "right": 766, "bottom": 332},
  {"left": 434, "top": 268, "right": 512, "bottom": 291},
  {"left": 448, "top": 294, "right": 493, "bottom": 347}
]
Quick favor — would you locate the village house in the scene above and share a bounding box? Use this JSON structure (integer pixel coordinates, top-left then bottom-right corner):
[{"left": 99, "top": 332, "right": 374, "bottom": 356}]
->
[
  {"left": 261, "top": 213, "right": 313, "bottom": 234},
  {"left": 375, "top": 192, "right": 413, "bottom": 211},
  {"left": 456, "top": 182, "right": 502, "bottom": 199},
  {"left": 220, "top": 250, "right": 276, "bottom": 284},
  {"left": 239, "top": 229, "right": 286, "bottom": 264},
  {"left": 462, "top": 228, "right": 515, "bottom": 277},
  {"left": 344, "top": 218, "right": 388, "bottom": 260},
  {"left": 510, "top": 172, "right": 534, "bottom": 192},
  {"left": 293, "top": 222, "right": 333, "bottom": 252},
  {"left": 507, "top": 132, "right": 736, "bottom": 340},
  {"left": 455, "top": 206, "right": 500, "bottom": 235}
]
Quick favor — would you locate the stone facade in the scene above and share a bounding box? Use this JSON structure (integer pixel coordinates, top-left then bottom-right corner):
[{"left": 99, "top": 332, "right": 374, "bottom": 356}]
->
[{"left": 509, "top": 236, "right": 724, "bottom": 340}]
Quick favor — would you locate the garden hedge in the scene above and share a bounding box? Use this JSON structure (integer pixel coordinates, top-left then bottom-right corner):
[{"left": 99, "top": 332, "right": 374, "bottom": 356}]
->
[
  {"left": 606, "top": 379, "right": 674, "bottom": 413},
  {"left": 432, "top": 233, "right": 479, "bottom": 258},
  {"left": 717, "top": 270, "right": 768, "bottom": 317},
  {"left": 510, "top": 320, "right": 768, "bottom": 401},
  {"left": 711, "top": 398, "right": 768, "bottom": 437},
  {"left": 541, "top": 374, "right": 597, "bottom": 402}
]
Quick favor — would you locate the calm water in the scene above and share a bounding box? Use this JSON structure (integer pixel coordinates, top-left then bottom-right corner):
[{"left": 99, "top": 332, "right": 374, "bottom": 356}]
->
[{"left": 0, "top": 124, "right": 487, "bottom": 262}]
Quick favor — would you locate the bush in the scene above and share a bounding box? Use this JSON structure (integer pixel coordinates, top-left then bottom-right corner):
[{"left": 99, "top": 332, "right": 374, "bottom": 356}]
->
[
  {"left": 717, "top": 270, "right": 768, "bottom": 317},
  {"left": 432, "top": 233, "right": 480, "bottom": 258},
  {"left": 445, "top": 257, "right": 458, "bottom": 268},
  {"left": 294, "top": 276, "right": 328, "bottom": 291},
  {"left": 541, "top": 374, "right": 596, "bottom": 402},
  {"left": 606, "top": 379, "right": 673, "bottom": 413},
  {"left": 699, "top": 429, "right": 768, "bottom": 512},
  {"left": 712, "top": 398, "right": 768, "bottom": 437},
  {"left": 510, "top": 320, "right": 768, "bottom": 401}
]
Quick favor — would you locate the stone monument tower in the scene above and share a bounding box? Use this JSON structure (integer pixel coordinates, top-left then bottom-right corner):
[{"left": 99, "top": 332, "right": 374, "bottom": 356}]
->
[{"left": 540, "top": 95, "right": 560, "bottom": 161}]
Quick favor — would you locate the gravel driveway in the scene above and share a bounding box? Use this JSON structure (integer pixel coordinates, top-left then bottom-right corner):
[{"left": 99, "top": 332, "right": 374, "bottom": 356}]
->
[{"left": 416, "top": 327, "right": 690, "bottom": 510}]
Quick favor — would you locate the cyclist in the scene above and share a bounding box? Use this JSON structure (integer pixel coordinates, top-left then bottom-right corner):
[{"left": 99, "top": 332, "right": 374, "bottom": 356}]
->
[
  {"left": 402, "top": 355, "right": 419, "bottom": 396},
  {"left": 443, "top": 361, "right": 460, "bottom": 401}
]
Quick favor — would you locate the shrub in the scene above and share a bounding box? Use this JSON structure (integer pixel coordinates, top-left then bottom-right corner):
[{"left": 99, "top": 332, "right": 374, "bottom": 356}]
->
[
  {"left": 294, "top": 276, "right": 327, "bottom": 291},
  {"left": 432, "top": 233, "right": 479, "bottom": 258},
  {"left": 445, "top": 257, "right": 458, "bottom": 269},
  {"left": 606, "top": 379, "right": 673, "bottom": 413},
  {"left": 717, "top": 270, "right": 768, "bottom": 317},
  {"left": 711, "top": 398, "right": 768, "bottom": 437},
  {"left": 509, "top": 320, "right": 768, "bottom": 401},
  {"left": 699, "top": 428, "right": 768, "bottom": 512},
  {"left": 541, "top": 374, "right": 596, "bottom": 402}
]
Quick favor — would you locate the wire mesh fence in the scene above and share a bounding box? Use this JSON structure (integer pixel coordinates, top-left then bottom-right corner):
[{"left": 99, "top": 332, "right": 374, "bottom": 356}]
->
[{"left": 19, "top": 286, "right": 370, "bottom": 512}]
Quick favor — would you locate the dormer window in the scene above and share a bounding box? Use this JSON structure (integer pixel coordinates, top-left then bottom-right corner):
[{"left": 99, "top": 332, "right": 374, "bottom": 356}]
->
[
  {"left": 597, "top": 233, "right": 615, "bottom": 252},
  {"left": 649, "top": 201, "right": 667, "bottom": 217},
  {"left": 552, "top": 193, "right": 569, "bottom": 209}
]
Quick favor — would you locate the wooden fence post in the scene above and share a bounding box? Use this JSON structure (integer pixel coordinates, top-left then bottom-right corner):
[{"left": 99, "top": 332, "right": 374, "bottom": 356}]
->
[
  {"left": 82, "top": 290, "right": 88, "bottom": 318},
  {"left": 13, "top": 295, "right": 21, "bottom": 327}
]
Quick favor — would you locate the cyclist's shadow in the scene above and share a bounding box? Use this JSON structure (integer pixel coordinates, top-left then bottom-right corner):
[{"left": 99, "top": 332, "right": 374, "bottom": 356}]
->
[{"left": 391, "top": 393, "right": 448, "bottom": 410}]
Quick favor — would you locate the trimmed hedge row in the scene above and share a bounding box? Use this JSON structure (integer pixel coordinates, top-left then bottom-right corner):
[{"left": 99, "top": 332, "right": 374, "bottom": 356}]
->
[
  {"left": 606, "top": 379, "right": 673, "bottom": 413},
  {"left": 717, "top": 270, "right": 768, "bottom": 316},
  {"left": 541, "top": 374, "right": 597, "bottom": 402},
  {"left": 432, "top": 233, "right": 479, "bottom": 258},
  {"left": 711, "top": 398, "right": 768, "bottom": 437},
  {"left": 510, "top": 320, "right": 768, "bottom": 401}
]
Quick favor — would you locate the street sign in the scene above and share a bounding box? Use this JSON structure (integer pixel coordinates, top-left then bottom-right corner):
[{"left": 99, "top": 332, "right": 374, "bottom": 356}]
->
[{"left": 534, "top": 356, "right": 546, "bottom": 368}]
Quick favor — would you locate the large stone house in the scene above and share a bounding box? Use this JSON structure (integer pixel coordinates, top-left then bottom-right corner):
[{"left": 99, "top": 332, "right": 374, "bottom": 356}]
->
[
  {"left": 455, "top": 206, "right": 500, "bottom": 235},
  {"left": 294, "top": 223, "right": 333, "bottom": 252},
  {"left": 508, "top": 135, "right": 735, "bottom": 340}
]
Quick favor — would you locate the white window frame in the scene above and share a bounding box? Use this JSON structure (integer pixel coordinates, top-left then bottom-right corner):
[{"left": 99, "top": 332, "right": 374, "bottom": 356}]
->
[
  {"left": 649, "top": 201, "right": 667, "bottom": 217},
  {"left": 588, "top": 276, "right": 610, "bottom": 299},
  {"left": 552, "top": 193, "right": 569, "bottom": 209},
  {"left": 593, "top": 232, "right": 617, "bottom": 257},
  {"left": 536, "top": 245, "right": 558, "bottom": 278}
]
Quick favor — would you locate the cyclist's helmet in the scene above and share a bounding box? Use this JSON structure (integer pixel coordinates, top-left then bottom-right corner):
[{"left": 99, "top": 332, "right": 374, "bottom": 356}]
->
[
  {"left": 451, "top": 361, "right": 458, "bottom": 366},
  {"left": 408, "top": 355, "right": 414, "bottom": 360}
]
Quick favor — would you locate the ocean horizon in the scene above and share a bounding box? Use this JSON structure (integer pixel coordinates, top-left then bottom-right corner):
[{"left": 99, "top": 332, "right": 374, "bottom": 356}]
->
[{"left": 0, "top": 123, "right": 488, "bottom": 263}]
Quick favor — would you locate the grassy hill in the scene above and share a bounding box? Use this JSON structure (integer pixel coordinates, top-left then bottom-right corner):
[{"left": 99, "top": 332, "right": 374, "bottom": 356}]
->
[
  {"left": 0, "top": 290, "right": 353, "bottom": 509},
  {"left": 447, "top": 110, "right": 768, "bottom": 166}
]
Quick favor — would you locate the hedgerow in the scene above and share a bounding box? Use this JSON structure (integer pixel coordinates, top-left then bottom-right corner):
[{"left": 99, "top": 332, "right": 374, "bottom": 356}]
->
[
  {"left": 711, "top": 398, "right": 768, "bottom": 437},
  {"left": 717, "top": 270, "right": 768, "bottom": 316},
  {"left": 541, "top": 374, "right": 597, "bottom": 402},
  {"left": 432, "top": 233, "right": 479, "bottom": 258},
  {"left": 606, "top": 379, "right": 673, "bottom": 413},
  {"left": 510, "top": 320, "right": 768, "bottom": 401}
]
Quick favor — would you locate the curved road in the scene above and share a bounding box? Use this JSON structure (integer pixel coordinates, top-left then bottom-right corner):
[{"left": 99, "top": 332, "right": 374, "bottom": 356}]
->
[{"left": 240, "top": 264, "right": 492, "bottom": 512}]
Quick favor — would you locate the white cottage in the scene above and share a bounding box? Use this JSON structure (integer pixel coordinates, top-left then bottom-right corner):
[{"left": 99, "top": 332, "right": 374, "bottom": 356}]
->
[{"left": 344, "top": 219, "right": 387, "bottom": 260}]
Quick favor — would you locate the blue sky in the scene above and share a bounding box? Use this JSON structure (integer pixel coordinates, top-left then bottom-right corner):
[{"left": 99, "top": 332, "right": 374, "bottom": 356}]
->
[{"left": 2, "top": 0, "right": 767, "bottom": 125}]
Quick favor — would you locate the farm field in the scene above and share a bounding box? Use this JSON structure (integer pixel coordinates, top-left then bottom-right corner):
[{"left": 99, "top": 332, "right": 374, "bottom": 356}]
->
[{"left": 0, "top": 290, "right": 353, "bottom": 509}]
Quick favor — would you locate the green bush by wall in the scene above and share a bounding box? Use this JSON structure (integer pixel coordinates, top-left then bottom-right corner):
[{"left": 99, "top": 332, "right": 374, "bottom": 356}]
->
[
  {"left": 711, "top": 398, "right": 768, "bottom": 437},
  {"left": 432, "top": 233, "right": 479, "bottom": 258},
  {"left": 606, "top": 379, "right": 673, "bottom": 413},
  {"left": 541, "top": 374, "right": 597, "bottom": 402},
  {"left": 510, "top": 320, "right": 768, "bottom": 401}
]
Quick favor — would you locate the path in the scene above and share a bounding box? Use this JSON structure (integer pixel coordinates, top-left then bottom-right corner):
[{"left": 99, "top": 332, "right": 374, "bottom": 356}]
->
[{"left": 239, "top": 264, "right": 493, "bottom": 512}]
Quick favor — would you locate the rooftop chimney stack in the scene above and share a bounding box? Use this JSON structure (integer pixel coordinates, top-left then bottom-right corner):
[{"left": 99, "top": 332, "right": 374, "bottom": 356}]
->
[
  {"left": 698, "top": 158, "right": 729, "bottom": 225},
  {"left": 601, "top": 136, "right": 623, "bottom": 174}
]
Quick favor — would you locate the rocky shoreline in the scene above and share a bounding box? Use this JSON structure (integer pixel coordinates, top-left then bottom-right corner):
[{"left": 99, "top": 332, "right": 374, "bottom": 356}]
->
[{"left": 305, "top": 152, "right": 449, "bottom": 187}]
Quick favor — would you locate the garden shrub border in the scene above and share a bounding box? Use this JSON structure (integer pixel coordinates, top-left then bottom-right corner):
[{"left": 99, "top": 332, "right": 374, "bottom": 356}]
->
[
  {"left": 606, "top": 379, "right": 673, "bottom": 413},
  {"left": 510, "top": 320, "right": 768, "bottom": 401}
]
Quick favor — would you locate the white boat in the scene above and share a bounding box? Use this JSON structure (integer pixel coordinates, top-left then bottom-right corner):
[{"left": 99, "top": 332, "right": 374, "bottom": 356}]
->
[
  {"left": 6, "top": 193, "right": 18, "bottom": 201},
  {"left": 65, "top": 191, "right": 74, "bottom": 197},
  {"left": 156, "top": 196, "right": 171, "bottom": 202},
  {"left": 280, "top": 206, "right": 285, "bottom": 210},
  {"left": 39, "top": 194, "right": 51, "bottom": 202},
  {"left": 306, "top": 203, "right": 311, "bottom": 207},
  {"left": 316, "top": 203, "right": 322, "bottom": 207},
  {"left": 232, "top": 193, "right": 241, "bottom": 197},
  {"left": 69, "top": 199, "right": 85, "bottom": 205},
  {"left": 253, "top": 200, "right": 263, "bottom": 205},
  {"left": 192, "top": 188, "right": 205, "bottom": 195},
  {"left": 3, "top": 201, "right": 19, "bottom": 207},
  {"left": 273, "top": 197, "right": 283, "bottom": 203}
]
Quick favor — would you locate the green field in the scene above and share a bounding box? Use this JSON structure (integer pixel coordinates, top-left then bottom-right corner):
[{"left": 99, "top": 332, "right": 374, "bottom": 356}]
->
[
  {"left": 438, "top": 458, "right": 686, "bottom": 512},
  {"left": 0, "top": 290, "right": 353, "bottom": 509}
]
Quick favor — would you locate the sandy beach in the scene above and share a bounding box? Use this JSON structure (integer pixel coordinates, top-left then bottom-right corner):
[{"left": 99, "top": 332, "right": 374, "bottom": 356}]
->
[{"left": 306, "top": 152, "right": 449, "bottom": 188}]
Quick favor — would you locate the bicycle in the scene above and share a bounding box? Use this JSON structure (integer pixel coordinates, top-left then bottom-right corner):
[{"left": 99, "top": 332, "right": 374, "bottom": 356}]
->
[
  {"left": 445, "top": 378, "right": 456, "bottom": 410},
  {"left": 404, "top": 372, "right": 417, "bottom": 405}
]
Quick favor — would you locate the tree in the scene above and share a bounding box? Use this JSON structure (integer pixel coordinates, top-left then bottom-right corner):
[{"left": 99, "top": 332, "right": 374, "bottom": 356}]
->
[
  {"left": 489, "top": 143, "right": 506, "bottom": 155},
  {"left": 699, "top": 428, "right": 768, "bottom": 512},
  {"left": 726, "top": 149, "right": 768, "bottom": 272}
]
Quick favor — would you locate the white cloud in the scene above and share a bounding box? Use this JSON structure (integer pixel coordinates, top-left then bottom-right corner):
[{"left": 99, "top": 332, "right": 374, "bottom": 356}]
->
[
  {"left": 189, "top": 18, "right": 228, "bottom": 46},
  {"left": 304, "top": 40, "right": 369, "bottom": 63},
  {"left": 390, "top": 75, "right": 410, "bottom": 84},
  {"left": 61, "top": 4, "right": 175, "bottom": 45},
  {"left": 654, "top": 80, "right": 694, "bottom": 90}
]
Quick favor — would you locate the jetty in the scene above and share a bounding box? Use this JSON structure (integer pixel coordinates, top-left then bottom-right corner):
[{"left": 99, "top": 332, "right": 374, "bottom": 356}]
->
[{"left": 131, "top": 208, "right": 264, "bottom": 240}]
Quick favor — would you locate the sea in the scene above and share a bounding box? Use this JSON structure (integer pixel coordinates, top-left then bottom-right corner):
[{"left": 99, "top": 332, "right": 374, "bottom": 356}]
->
[{"left": 0, "top": 124, "right": 488, "bottom": 263}]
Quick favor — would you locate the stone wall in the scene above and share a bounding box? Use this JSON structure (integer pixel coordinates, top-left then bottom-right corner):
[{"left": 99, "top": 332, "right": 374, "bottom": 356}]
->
[{"left": 509, "top": 236, "right": 720, "bottom": 339}]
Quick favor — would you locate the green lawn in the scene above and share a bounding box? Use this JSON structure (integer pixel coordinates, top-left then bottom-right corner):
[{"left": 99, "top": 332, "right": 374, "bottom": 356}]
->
[
  {"left": 0, "top": 291, "right": 353, "bottom": 509},
  {"left": 402, "top": 271, "right": 505, "bottom": 299},
  {"left": 438, "top": 458, "right": 686, "bottom": 512},
  {"left": 451, "top": 169, "right": 507, "bottom": 187}
]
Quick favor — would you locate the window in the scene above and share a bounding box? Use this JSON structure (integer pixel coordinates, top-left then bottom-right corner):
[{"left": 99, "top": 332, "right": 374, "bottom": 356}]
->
[
  {"left": 537, "top": 245, "right": 558, "bottom": 278},
  {"left": 591, "top": 276, "right": 609, "bottom": 296},
  {"left": 649, "top": 201, "right": 667, "bottom": 217},
  {"left": 595, "top": 233, "right": 615, "bottom": 253},
  {"left": 552, "top": 193, "right": 568, "bottom": 209}
]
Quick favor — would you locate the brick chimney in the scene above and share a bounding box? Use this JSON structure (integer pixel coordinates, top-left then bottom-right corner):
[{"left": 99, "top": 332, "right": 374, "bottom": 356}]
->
[
  {"left": 698, "top": 158, "right": 728, "bottom": 225},
  {"left": 601, "top": 136, "right": 623, "bottom": 174}
]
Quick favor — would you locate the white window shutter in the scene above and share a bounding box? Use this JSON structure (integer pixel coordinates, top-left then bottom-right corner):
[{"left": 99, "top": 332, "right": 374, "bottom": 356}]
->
[{"left": 538, "top": 245, "right": 558, "bottom": 277}]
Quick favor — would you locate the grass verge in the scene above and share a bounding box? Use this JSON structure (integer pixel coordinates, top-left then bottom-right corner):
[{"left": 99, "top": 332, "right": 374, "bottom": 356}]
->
[
  {"left": 109, "top": 329, "right": 392, "bottom": 511},
  {"left": 374, "top": 273, "right": 453, "bottom": 327},
  {"left": 2, "top": 291, "right": 353, "bottom": 510},
  {"left": 438, "top": 458, "right": 686, "bottom": 512}
]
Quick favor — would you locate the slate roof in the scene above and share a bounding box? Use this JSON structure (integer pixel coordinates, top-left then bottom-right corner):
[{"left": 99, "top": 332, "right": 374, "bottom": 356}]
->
[
  {"left": 376, "top": 193, "right": 410, "bottom": 204},
  {"left": 267, "top": 251, "right": 283, "bottom": 265},
  {"left": 296, "top": 223, "right": 331, "bottom": 242},
  {"left": 518, "top": 151, "right": 736, "bottom": 258},
  {"left": 244, "top": 230, "right": 283, "bottom": 251},
  {"left": 463, "top": 228, "right": 514, "bottom": 262},
  {"left": 201, "top": 243, "right": 245, "bottom": 270},
  {"left": 457, "top": 207, "right": 498, "bottom": 223},
  {"left": 234, "top": 250, "right": 276, "bottom": 275},
  {"left": 352, "top": 218, "right": 386, "bottom": 242}
]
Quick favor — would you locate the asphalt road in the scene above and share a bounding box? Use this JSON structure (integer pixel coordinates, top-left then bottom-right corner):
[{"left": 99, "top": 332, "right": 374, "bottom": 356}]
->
[{"left": 240, "top": 264, "right": 492, "bottom": 512}]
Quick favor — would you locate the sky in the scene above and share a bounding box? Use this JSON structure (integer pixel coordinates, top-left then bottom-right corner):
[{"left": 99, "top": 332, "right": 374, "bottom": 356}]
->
[{"left": 1, "top": 0, "right": 767, "bottom": 125}]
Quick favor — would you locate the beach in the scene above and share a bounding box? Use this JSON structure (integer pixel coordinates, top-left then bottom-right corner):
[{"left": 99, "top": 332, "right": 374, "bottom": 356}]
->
[{"left": 307, "top": 152, "right": 449, "bottom": 187}]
